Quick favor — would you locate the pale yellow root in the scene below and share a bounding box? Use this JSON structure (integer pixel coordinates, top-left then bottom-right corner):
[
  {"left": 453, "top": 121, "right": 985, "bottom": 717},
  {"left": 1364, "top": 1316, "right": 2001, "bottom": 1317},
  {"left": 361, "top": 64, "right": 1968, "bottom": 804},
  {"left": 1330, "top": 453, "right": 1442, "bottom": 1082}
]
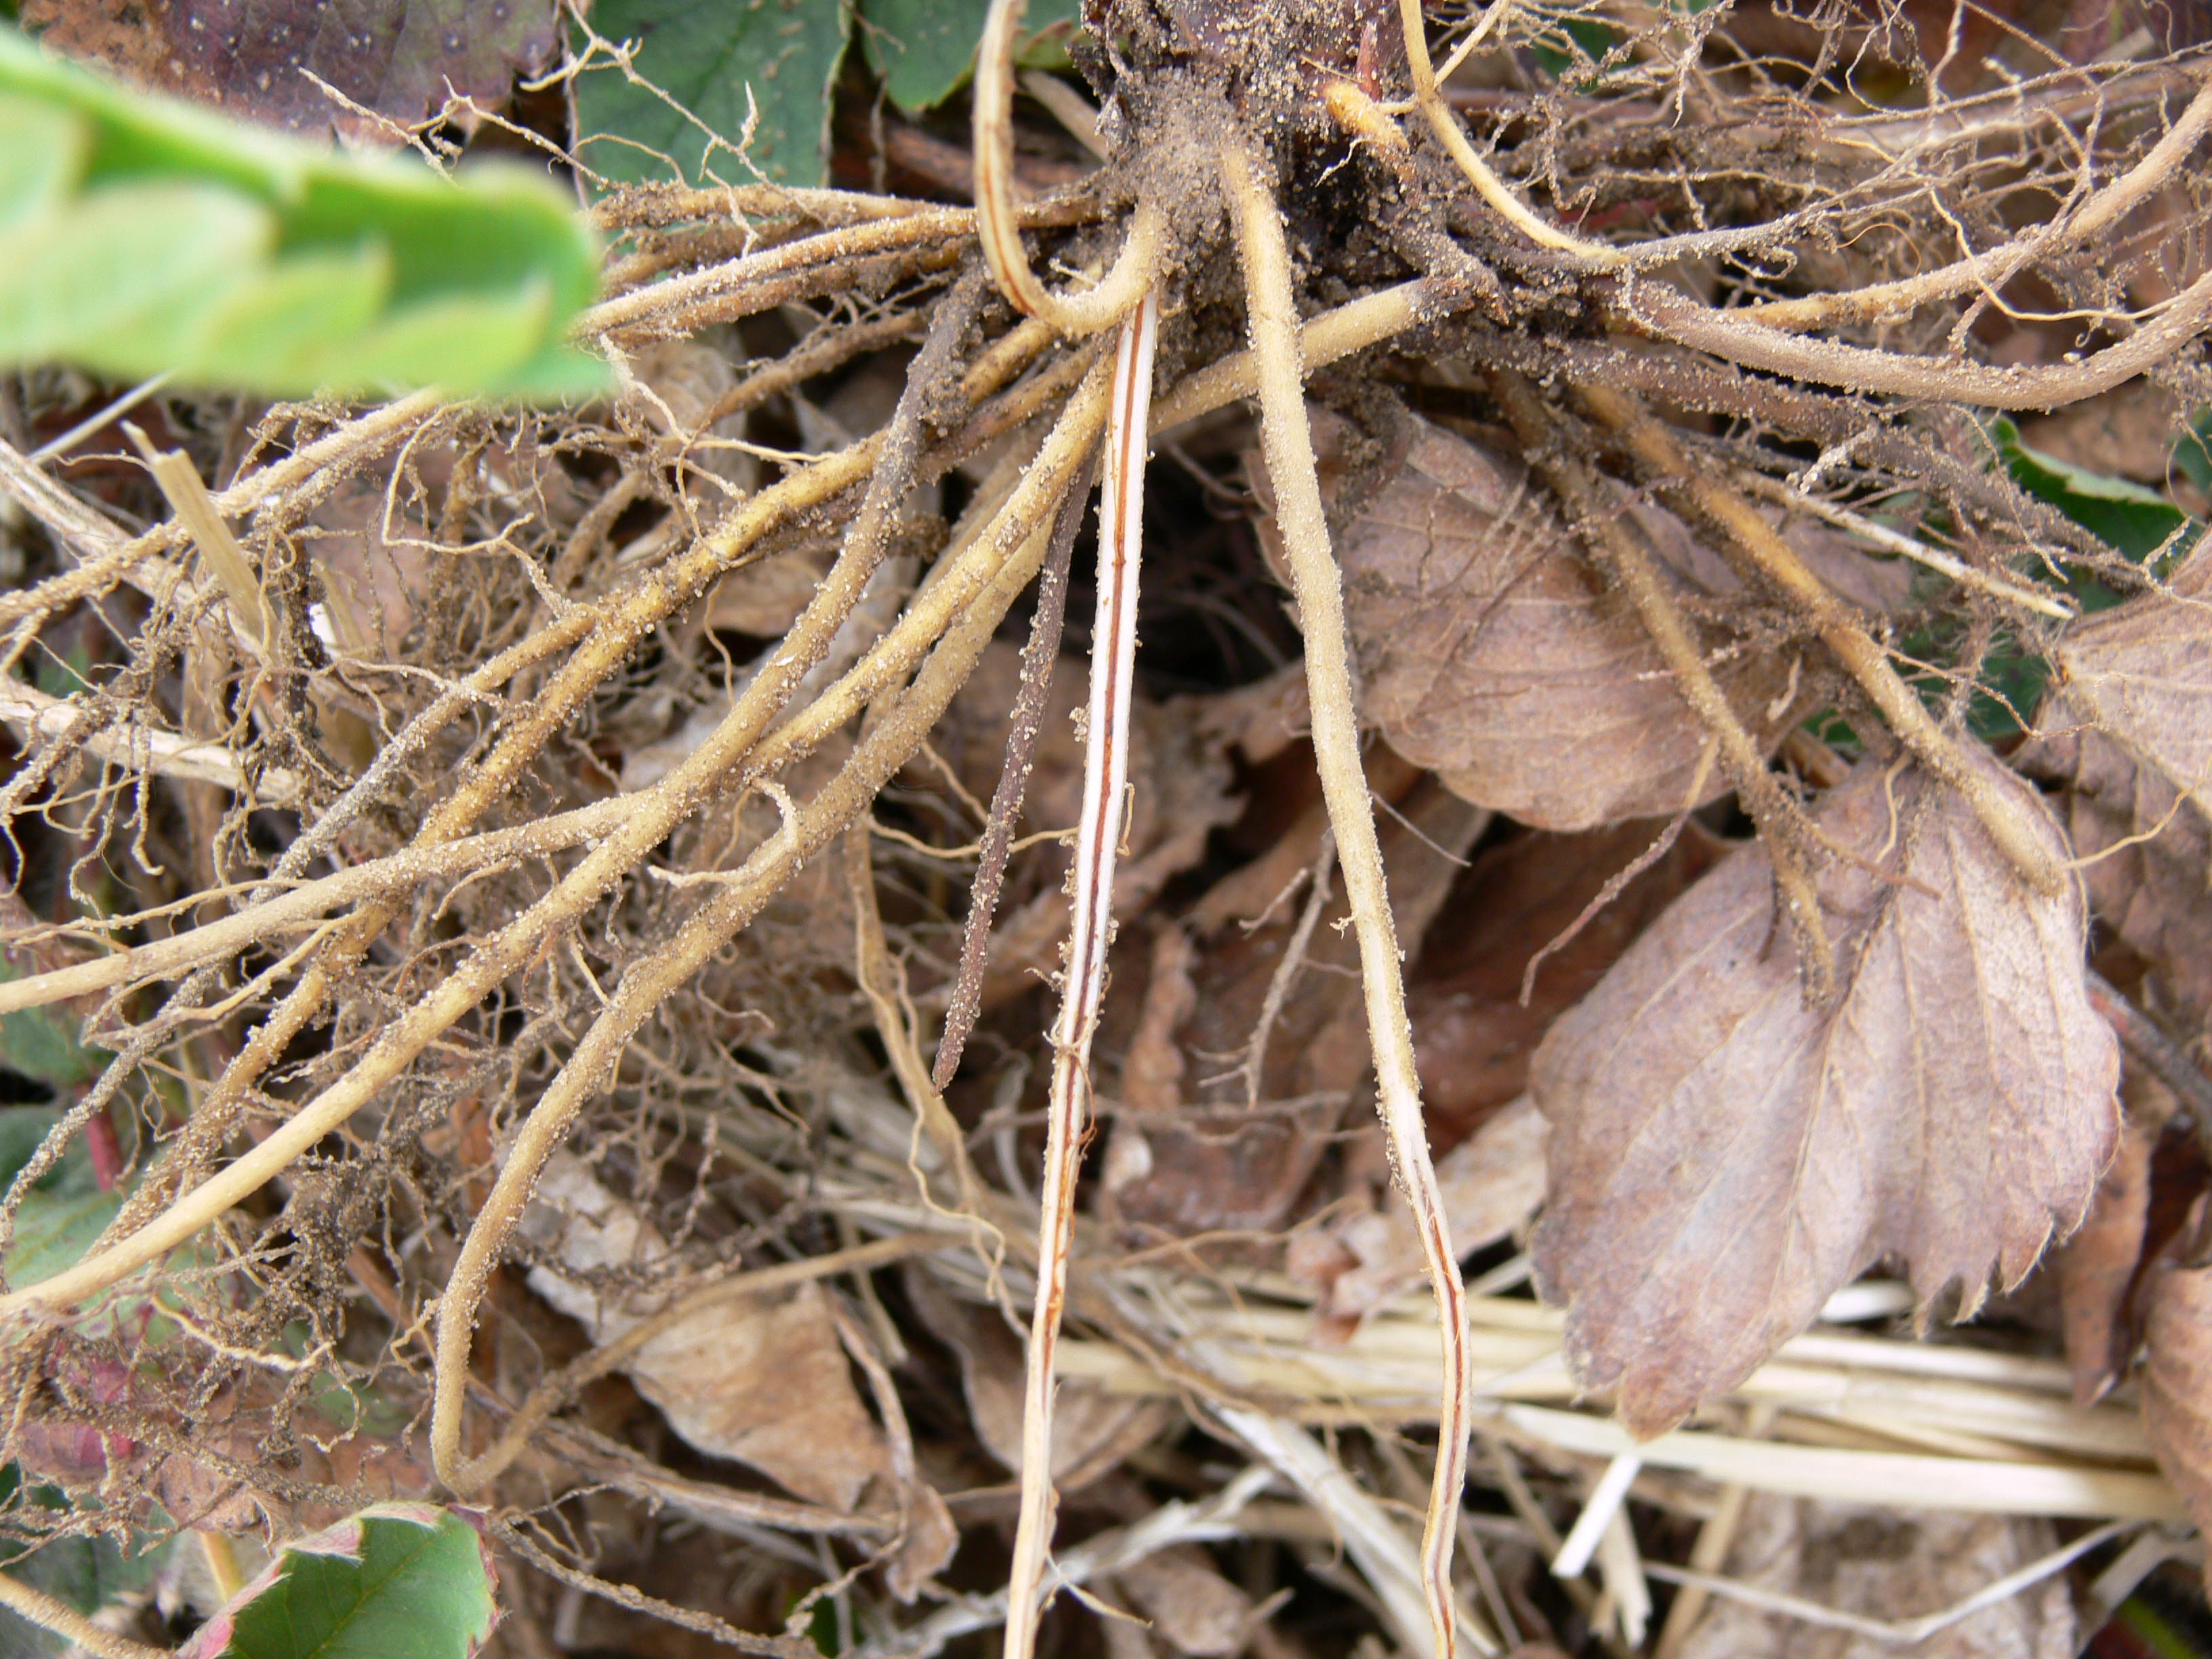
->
[{"left": 1224, "top": 137, "right": 1471, "bottom": 1659}]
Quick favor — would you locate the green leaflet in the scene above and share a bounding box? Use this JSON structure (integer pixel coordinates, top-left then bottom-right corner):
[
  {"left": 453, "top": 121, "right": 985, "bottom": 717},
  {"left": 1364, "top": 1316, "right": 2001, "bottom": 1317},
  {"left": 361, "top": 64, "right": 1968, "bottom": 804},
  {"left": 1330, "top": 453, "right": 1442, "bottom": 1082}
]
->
[
  {"left": 180, "top": 1505, "right": 498, "bottom": 1659},
  {"left": 573, "top": 0, "right": 851, "bottom": 188},
  {"left": 572, "top": 0, "right": 1081, "bottom": 187},
  {"left": 1990, "top": 415, "right": 2194, "bottom": 568},
  {"left": 0, "top": 25, "right": 605, "bottom": 400},
  {"left": 861, "top": 0, "right": 1080, "bottom": 113},
  {"left": 0, "top": 1107, "right": 120, "bottom": 1294}
]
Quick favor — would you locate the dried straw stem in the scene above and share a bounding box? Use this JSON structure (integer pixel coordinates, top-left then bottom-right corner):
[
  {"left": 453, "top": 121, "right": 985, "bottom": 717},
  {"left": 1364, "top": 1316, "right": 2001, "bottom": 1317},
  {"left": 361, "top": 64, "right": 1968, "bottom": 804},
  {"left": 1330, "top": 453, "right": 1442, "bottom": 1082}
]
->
[{"left": 1223, "top": 135, "right": 1469, "bottom": 1659}]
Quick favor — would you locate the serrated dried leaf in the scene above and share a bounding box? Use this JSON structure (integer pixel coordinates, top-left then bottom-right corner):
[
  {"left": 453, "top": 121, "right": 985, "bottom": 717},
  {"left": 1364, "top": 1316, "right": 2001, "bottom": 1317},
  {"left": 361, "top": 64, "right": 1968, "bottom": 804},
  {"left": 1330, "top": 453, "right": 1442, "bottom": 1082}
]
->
[
  {"left": 2053, "top": 1103, "right": 2156, "bottom": 1404},
  {"left": 2051, "top": 542, "right": 2212, "bottom": 817},
  {"left": 1533, "top": 752, "right": 2118, "bottom": 1435},
  {"left": 1259, "top": 411, "right": 1804, "bottom": 832},
  {"left": 2018, "top": 714, "right": 2212, "bottom": 1037},
  {"left": 2143, "top": 1249, "right": 2212, "bottom": 1597},
  {"left": 1674, "top": 1496, "right": 2073, "bottom": 1659}
]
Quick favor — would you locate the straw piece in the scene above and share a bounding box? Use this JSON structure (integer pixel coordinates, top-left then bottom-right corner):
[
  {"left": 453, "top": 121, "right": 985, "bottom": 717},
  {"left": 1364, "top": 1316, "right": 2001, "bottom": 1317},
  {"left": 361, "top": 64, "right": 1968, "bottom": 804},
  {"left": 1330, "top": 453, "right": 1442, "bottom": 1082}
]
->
[{"left": 1499, "top": 1405, "right": 2186, "bottom": 1521}]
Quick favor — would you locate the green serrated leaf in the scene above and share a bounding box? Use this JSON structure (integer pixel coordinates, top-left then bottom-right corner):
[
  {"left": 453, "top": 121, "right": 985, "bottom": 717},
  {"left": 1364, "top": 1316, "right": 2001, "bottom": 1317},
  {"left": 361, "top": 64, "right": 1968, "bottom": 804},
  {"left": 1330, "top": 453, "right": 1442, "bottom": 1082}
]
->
[
  {"left": 183, "top": 1505, "right": 497, "bottom": 1659},
  {"left": 0, "top": 24, "right": 605, "bottom": 400},
  {"left": 573, "top": 0, "right": 851, "bottom": 188},
  {"left": 858, "top": 0, "right": 1078, "bottom": 112}
]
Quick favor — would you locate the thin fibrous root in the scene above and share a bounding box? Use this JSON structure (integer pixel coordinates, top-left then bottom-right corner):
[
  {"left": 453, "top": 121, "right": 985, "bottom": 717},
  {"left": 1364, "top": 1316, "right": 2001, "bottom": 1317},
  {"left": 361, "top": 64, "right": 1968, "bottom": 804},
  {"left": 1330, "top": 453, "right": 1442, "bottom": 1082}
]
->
[
  {"left": 935, "top": 451, "right": 1099, "bottom": 1089},
  {"left": 430, "top": 422, "right": 1082, "bottom": 1494},
  {"left": 973, "top": 0, "right": 1163, "bottom": 333},
  {"left": 1393, "top": 0, "right": 1623, "bottom": 271},
  {"left": 429, "top": 431, "right": 1070, "bottom": 1495},
  {"left": 1002, "top": 291, "right": 1160, "bottom": 1659},
  {"left": 1490, "top": 372, "right": 1836, "bottom": 1004},
  {"left": 91, "top": 290, "right": 1038, "bottom": 1250},
  {"left": 14, "top": 344, "right": 1113, "bottom": 1331},
  {"left": 1574, "top": 381, "right": 2064, "bottom": 896},
  {"left": 1742, "top": 76, "right": 2212, "bottom": 333},
  {"left": 1223, "top": 135, "right": 1471, "bottom": 1659},
  {"left": 17, "top": 277, "right": 1446, "bottom": 1325}
]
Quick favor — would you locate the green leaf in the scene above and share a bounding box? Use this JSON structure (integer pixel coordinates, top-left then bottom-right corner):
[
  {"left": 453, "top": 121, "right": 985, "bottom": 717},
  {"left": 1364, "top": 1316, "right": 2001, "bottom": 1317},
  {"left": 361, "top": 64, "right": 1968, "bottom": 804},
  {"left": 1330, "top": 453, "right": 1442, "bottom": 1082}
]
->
[
  {"left": 181, "top": 1504, "right": 497, "bottom": 1659},
  {"left": 0, "top": 1107, "right": 120, "bottom": 1290},
  {"left": 0, "top": 1469, "right": 164, "bottom": 1659},
  {"left": 857, "top": 0, "right": 1078, "bottom": 112},
  {"left": 0, "top": 964, "right": 104, "bottom": 1097},
  {"left": 1989, "top": 414, "right": 2191, "bottom": 562},
  {"left": 573, "top": 0, "right": 851, "bottom": 188},
  {"left": 0, "top": 24, "right": 605, "bottom": 400},
  {"left": 2175, "top": 408, "right": 2212, "bottom": 499}
]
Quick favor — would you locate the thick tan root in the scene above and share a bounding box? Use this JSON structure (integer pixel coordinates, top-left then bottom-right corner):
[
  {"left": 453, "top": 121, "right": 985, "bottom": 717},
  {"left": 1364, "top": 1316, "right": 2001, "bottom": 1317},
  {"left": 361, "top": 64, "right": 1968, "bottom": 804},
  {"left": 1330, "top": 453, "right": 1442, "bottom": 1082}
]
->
[
  {"left": 1575, "top": 382, "right": 2063, "bottom": 896},
  {"left": 1491, "top": 372, "right": 1836, "bottom": 1003},
  {"left": 1223, "top": 136, "right": 1471, "bottom": 1659}
]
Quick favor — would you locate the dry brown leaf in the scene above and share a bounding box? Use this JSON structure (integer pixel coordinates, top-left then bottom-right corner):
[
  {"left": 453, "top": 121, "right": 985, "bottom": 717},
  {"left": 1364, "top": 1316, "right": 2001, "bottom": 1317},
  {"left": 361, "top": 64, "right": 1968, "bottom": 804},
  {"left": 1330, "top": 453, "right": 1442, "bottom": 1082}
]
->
[
  {"left": 1406, "top": 817, "right": 1726, "bottom": 1148},
  {"left": 885, "top": 1481, "right": 960, "bottom": 1603},
  {"left": 522, "top": 1156, "right": 893, "bottom": 1511},
  {"left": 1116, "top": 1547, "right": 1256, "bottom": 1657},
  {"left": 2018, "top": 718, "right": 2212, "bottom": 1036},
  {"left": 28, "top": 0, "right": 558, "bottom": 136},
  {"left": 1533, "top": 752, "right": 2119, "bottom": 1435},
  {"left": 2053, "top": 1098, "right": 2158, "bottom": 1404},
  {"left": 1674, "top": 1496, "right": 2074, "bottom": 1659},
  {"left": 1289, "top": 1093, "right": 1548, "bottom": 1332},
  {"left": 1101, "top": 777, "right": 1486, "bottom": 1240},
  {"left": 625, "top": 1281, "right": 891, "bottom": 1513},
  {"left": 2144, "top": 1246, "right": 2212, "bottom": 1596},
  {"left": 1258, "top": 410, "right": 1805, "bottom": 831},
  {"left": 903, "top": 1267, "right": 1176, "bottom": 1491},
  {"left": 2051, "top": 542, "right": 2212, "bottom": 819}
]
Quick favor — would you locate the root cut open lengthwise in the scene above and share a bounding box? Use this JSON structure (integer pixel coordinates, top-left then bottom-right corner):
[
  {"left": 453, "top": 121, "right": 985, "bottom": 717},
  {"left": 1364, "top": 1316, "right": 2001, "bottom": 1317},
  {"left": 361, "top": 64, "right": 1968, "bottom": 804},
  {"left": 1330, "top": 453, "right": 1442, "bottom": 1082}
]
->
[
  {"left": 1222, "top": 138, "right": 1473, "bottom": 1659},
  {"left": 1001, "top": 292, "right": 1158, "bottom": 1659}
]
